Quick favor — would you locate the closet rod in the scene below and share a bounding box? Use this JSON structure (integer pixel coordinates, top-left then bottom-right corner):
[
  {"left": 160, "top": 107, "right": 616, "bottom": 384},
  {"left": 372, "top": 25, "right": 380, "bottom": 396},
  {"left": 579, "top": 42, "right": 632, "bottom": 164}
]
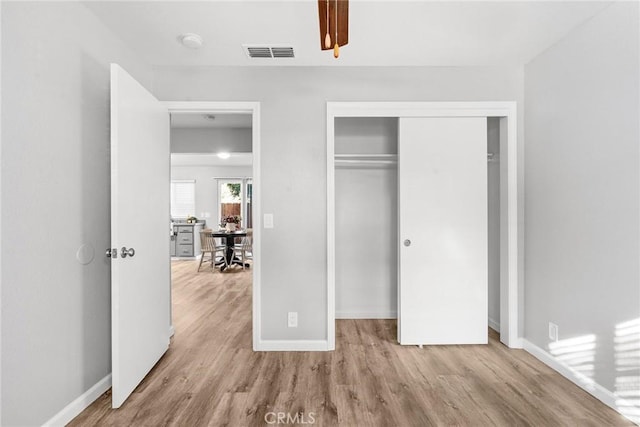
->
[
  {"left": 335, "top": 159, "right": 397, "bottom": 164},
  {"left": 335, "top": 153, "right": 397, "bottom": 159}
]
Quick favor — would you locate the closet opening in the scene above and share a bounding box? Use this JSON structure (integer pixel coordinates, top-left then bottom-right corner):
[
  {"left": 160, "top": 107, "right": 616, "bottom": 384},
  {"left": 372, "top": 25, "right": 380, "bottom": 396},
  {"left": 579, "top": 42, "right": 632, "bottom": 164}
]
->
[
  {"left": 329, "top": 109, "right": 515, "bottom": 348},
  {"left": 334, "top": 117, "right": 399, "bottom": 322}
]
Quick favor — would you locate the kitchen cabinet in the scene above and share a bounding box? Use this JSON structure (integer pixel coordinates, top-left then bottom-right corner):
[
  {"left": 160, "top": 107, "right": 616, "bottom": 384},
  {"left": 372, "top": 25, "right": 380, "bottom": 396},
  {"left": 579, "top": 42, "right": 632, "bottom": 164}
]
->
[{"left": 171, "top": 223, "right": 203, "bottom": 257}]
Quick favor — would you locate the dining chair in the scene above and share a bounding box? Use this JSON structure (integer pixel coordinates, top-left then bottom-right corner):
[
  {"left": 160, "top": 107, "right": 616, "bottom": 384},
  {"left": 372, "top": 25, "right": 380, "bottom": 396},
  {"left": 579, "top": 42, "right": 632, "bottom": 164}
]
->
[
  {"left": 232, "top": 228, "right": 253, "bottom": 270},
  {"left": 198, "top": 230, "right": 227, "bottom": 272}
]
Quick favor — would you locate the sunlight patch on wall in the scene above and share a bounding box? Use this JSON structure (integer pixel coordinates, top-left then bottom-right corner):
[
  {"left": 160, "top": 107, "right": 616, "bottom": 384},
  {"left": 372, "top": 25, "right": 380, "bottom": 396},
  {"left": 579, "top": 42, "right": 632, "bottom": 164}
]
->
[
  {"left": 549, "top": 334, "right": 597, "bottom": 387},
  {"left": 614, "top": 318, "right": 640, "bottom": 424}
]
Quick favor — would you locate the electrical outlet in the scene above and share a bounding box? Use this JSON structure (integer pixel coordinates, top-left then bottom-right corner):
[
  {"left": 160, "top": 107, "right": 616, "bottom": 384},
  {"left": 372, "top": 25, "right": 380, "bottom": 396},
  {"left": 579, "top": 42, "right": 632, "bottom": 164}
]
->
[
  {"left": 549, "top": 322, "right": 558, "bottom": 341},
  {"left": 288, "top": 311, "right": 298, "bottom": 328}
]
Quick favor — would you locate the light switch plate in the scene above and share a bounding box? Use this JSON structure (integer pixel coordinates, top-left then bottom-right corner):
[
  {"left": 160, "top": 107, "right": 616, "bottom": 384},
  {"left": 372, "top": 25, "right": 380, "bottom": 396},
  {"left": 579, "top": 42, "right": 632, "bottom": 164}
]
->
[{"left": 264, "top": 213, "right": 274, "bottom": 229}]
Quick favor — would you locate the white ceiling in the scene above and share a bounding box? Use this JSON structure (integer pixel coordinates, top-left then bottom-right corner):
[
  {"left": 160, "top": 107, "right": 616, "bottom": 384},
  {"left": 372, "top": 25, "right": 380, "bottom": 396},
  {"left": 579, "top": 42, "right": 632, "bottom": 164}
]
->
[
  {"left": 84, "top": 1, "right": 611, "bottom": 67},
  {"left": 170, "top": 113, "right": 252, "bottom": 128},
  {"left": 171, "top": 153, "right": 253, "bottom": 166}
]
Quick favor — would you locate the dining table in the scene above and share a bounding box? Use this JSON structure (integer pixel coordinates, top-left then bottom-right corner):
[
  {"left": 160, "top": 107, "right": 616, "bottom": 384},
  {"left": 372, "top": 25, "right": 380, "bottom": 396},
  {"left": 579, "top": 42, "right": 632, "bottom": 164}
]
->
[{"left": 210, "top": 230, "right": 250, "bottom": 271}]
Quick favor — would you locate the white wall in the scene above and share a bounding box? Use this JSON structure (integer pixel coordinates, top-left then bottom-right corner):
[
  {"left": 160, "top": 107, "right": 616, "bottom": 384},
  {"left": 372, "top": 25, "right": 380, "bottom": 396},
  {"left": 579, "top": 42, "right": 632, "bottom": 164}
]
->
[
  {"left": 524, "top": 0, "right": 639, "bottom": 406},
  {"left": 335, "top": 118, "right": 398, "bottom": 318},
  {"left": 1, "top": 2, "right": 153, "bottom": 425},
  {"left": 170, "top": 128, "right": 252, "bottom": 153},
  {"left": 334, "top": 117, "right": 398, "bottom": 155},
  {"left": 171, "top": 165, "right": 252, "bottom": 228},
  {"left": 154, "top": 66, "right": 524, "bottom": 342}
]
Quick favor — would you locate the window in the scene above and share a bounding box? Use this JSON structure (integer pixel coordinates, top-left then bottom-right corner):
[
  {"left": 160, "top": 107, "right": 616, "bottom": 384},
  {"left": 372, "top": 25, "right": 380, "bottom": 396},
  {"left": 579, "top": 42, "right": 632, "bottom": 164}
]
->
[
  {"left": 171, "top": 180, "right": 195, "bottom": 219},
  {"left": 218, "top": 179, "right": 243, "bottom": 225},
  {"left": 217, "top": 178, "right": 253, "bottom": 228},
  {"left": 245, "top": 180, "right": 253, "bottom": 228}
]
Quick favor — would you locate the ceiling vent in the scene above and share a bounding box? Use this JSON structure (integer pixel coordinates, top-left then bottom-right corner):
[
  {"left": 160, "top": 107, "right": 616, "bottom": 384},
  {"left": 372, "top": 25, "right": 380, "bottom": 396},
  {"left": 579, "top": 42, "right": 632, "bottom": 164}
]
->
[{"left": 243, "top": 45, "right": 295, "bottom": 59}]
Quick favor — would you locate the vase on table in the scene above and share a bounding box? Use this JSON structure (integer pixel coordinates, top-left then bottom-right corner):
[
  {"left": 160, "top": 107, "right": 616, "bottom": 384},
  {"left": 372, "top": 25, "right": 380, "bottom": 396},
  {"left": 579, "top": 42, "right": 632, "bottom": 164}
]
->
[{"left": 226, "top": 223, "right": 237, "bottom": 232}]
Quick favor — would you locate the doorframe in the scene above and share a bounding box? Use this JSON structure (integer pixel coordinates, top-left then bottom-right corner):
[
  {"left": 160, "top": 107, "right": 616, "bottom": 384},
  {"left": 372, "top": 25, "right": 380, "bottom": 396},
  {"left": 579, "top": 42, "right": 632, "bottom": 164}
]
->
[
  {"left": 326, "top": 101, "right": 521, "bottom": 350},
  {"left": 163, "top": 101, "right": 261, "bottom": 351}
]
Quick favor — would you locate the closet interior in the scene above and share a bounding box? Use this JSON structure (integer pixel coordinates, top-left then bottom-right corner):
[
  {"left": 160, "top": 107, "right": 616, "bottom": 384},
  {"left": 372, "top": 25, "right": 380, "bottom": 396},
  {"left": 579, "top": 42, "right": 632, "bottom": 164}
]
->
[
  {"left": 333, "top": 116, "right": 501, "bottom": 341},
  {"left": 334, "top": 117, "right": 399, "bottom": 320}
]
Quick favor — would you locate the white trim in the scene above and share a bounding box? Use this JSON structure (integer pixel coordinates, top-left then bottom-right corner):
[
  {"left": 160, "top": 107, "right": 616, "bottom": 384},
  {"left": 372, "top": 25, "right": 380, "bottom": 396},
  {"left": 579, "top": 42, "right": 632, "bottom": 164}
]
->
[
  {"left": 336, "top": 311, "right": 397, "bottom": 319},
  {"left": 328, "top": 101, "right": 518, "bottom": 118},
  {"left": 523, "top": 339, "right": 639, "bottom": 425},
  {"left": 251, "top": 106, "right": 261, "bottom": 351},
  {"left": 163, "top": 101, "right": 262, "bottom": 352},
  {"left": 42, "top": 374, "right": 112, "bottom": 427},
  {"left": 162, "top": 101, "right": 260, "bottom": 115},
  {"left": 169, "top": 325, "right": 175, "bottom": 337},
  {"left": 503, "top": 108, "right": 521, "bottom": 348},
  {"left": 327, "top": 102, "right": 521, "bottom": 350},
  {"left": 212, "top": 176, "right": 252, "bottom": 180},
  {"left": 256, "top": 340, "right": 329, "bottom": 352},
  {"left": 0, "top": 2, "right": 3, "bottom": 412},
  {"left": 488, "top": 317, "right": 500, "bottom": 333},
  {"left": 326, "top": 108, "right": 336, "bottom": 351}
]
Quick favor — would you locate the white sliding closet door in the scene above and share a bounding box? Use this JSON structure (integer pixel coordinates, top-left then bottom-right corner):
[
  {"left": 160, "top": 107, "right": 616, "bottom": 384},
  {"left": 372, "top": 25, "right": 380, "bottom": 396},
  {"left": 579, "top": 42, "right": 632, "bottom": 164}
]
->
[{"left": 398, "top": 117, "right": 487, "bottom": 345}]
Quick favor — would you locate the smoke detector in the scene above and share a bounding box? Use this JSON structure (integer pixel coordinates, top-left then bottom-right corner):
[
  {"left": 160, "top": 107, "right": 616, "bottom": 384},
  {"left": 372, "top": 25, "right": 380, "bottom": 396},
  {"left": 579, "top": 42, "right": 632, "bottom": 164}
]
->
[{"left": 178, "top": 33, "right": 204, "bottom": 49}]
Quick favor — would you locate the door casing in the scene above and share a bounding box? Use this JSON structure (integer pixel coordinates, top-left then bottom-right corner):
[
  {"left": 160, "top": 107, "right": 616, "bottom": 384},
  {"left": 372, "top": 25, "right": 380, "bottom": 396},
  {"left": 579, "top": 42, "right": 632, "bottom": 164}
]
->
[{"left": 326, "top": 101, "right": 521, "bottom": 350}]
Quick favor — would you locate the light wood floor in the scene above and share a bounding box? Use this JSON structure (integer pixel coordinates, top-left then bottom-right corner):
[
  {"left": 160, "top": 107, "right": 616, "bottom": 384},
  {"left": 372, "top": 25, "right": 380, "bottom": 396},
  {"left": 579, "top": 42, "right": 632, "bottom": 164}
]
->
[{"left": 70, "top": 259, "right": 631, "bottom": 426}]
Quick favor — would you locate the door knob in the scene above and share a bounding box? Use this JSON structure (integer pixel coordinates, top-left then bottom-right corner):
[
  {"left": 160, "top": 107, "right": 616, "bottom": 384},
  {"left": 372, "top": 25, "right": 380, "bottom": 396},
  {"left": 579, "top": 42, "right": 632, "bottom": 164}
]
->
[
  {"left": 404, "top": 239, "right": 411, "bottom": 247},
  {"left": 121, "top": 247, "right": 135, "bottom": 258},
  {"left": 106, "top": 248, "right": 117, "bottom": 258}
]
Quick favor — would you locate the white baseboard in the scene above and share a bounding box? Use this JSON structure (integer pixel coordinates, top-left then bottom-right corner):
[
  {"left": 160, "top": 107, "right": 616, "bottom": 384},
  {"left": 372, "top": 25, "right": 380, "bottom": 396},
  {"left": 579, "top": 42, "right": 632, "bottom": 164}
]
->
[
  {"left": 42, "top": 374, "right": 111, "bottom": 427},
  {"left": 255, "top": 340, "right": 329, "bottom": 351},
  {"left": 522, "top": 339, "right": 639, "bottom": 425},
  {"left": 169, "top": 325, "right": 175, "bottom": 337},
  {"left": 488, "top": 317, "right": 500, "bottom": 332},
  {"left": 336, "top": 311, "right": 397, "bottom": 319}
]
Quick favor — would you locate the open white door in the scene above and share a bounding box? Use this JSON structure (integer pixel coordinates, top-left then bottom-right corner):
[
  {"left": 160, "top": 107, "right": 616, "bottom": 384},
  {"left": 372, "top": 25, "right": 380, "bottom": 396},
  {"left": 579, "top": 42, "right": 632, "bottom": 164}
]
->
[
  {"left": 398, "top": 117, "right": 487, "bottom": 345},
  {"left": 110, "top": 64, "right": 170, "bottom": 408}
]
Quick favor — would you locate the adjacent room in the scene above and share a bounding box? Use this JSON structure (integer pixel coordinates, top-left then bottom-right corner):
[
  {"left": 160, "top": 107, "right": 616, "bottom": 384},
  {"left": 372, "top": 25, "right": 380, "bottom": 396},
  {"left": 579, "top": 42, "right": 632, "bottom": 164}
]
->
[
  {"left": 169, "top": 111, "right": 254, "bottom": 351},
  {"left": 1, "top": 1, "right": 638, "bottom": 426}
]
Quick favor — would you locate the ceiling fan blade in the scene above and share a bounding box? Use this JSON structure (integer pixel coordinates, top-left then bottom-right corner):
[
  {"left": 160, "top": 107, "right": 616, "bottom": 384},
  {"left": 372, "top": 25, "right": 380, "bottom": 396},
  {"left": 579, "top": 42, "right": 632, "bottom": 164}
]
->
[{"left": 318, "top": 0, "right": 349, "bottom": 51}]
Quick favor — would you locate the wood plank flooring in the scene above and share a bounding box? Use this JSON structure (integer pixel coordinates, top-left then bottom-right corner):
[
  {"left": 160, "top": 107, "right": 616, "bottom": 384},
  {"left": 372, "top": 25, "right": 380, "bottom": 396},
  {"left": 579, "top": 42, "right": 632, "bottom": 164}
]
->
[{"left": 69, "top": 259, "right": 632, "bottom": 426}]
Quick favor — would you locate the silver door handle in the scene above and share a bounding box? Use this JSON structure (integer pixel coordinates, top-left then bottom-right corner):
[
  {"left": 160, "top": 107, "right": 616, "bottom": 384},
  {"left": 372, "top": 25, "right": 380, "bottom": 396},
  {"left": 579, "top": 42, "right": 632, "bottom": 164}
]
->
[
  {"left": 106, "top": 248, "right": 117, "bottom": 258},
  {"left": 121, "top": 247, "right": 135, "bottom": 258},
  {"left": 404, "top": 239, "right": 411, "bottom": 247}
]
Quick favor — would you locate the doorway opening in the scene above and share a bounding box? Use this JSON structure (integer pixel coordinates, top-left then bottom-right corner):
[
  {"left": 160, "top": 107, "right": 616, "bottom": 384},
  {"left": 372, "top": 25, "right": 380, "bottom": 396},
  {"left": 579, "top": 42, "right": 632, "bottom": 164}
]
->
[{"left": 164, "top": 102, "right": 261, "bottom": 349}]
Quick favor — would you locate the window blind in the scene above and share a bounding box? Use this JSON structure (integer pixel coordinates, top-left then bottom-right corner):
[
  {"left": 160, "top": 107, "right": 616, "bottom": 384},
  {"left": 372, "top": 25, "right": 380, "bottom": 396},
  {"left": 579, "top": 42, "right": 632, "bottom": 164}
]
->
[{"left": 171, "top": 180, "right": 195, "bottom": 218}]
